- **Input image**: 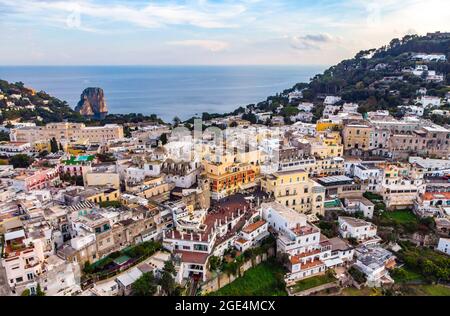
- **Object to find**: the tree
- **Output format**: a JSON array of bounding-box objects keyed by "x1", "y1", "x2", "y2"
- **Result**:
[
  {"x1": 38, "y1": 150, "x2": 49, "y2": 158},
  {"x1": 160, "y1": 133, "x2": 168, "y2": 145},
  {"x1": 163, "y1": 260, "x2": 176, "y2": 275},
  {"x1": 36, "y1": 284, "x2": 46, "y2": 296},
  {"x1": 208, "y1": 256, "x2": 221, "y2": 271},
  {"x1": 123, "y1": 126, "x2": 132, "y2": 138},
  {"x1": 21, "y1": 289, "x2": 31, "y2": 296},
  {"x1": 241, "y1": 112, "x2": 257, "y2": 124},
  {"x1": 59, "y1": 142, "x2": 64, "y2": 151},
  {"x1": 159, "y1": 260, "x2": 178, "y2": 296},
  {"x1": 0, "y1": 130, "x2": 10, "y2": 141},
  {"x1": 160, "y1": 270, "x2": 176, "y2": 296},
  {"x1": 9, "y1": 154, "x2": 34, "y2": 168},
  {"x1": 132, "y1": 272, "x2": 157, "y2": 296},
  {"x1": 50, "y1": 137, "x2": 58, "y2": 153},
  {"x1": 172, "y1": 116, "x2": 181, "y2": 127}
]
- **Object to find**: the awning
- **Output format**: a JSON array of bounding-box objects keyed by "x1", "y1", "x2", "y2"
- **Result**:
[
  {"x1": 4, "y1": 229, "x2": 25, "y2": 241},
  {"x1": 324, "y1": 258, "x2": 343, "y2": 268}
]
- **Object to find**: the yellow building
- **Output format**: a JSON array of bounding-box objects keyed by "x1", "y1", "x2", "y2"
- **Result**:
[
  {"x1": 310, "y1": 132, "x2": 343, "y2": 159},
  {"x1": 342, "y1": 124, "x2": 373, "y2": 152},
  {"x1": 127, "y1": 176, "x2": 174, "y2": 201},
  {"x1": 10, "y1": 122, "x2": 124, "y2": 144},
  {"x1": 67, "y1": 139, "x2": 90, "y2": 155},
  {"x1": 261, "y1": 169, "x2": 325, "y2": 216},
  {"x1": 84, "y1": 171, "x2": 120, "y2": 190},
  {"x1": 33, "y1": 141, "x2": 51, "y2": 153},
  {"x1": 86, "y1": 188, "x2": 120, "y2": 204},
  {"x1": 316, "y1": 119, "x2": 342, "y2": 132},
  {"x1": 203, "y1": 158, "x2": 259, "y2": 200}
]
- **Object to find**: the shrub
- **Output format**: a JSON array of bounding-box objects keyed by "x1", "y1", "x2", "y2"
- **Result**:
[{"x1": 349, "y1": 266, "x2": 366, "y2": 284}]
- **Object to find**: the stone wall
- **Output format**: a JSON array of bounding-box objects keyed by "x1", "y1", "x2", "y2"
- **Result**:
[{"x1": 200, "y1": 248, "x2": 274, "y2": 294}]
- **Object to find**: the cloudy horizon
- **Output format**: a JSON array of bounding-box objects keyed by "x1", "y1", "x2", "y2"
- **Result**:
[{"x1": 0, "y1": 0, "x2": 449, "y2": 66}]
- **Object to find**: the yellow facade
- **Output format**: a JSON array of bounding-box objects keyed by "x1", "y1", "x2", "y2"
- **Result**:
[
  {"x1": 11, "y1": 122, "x2": 124, "y2": 144},
  {"x1": 86, "y1": 188, "x2": 120, "y2": 204},
  {"x1": 84, "y1": 172, "x2": 121, "y2": 189},
  {"x1": 261, "y1": 169, "x2": 325, "y2": 215},
  {"x1": 204, "y1": 159, "x2": 259, "y2": 200},
  {"x1": 342, "y1": 124, "x2": 372, "y2": 151},
  {"x1": 33, "y1": 141, "x2": 51, "y2": 152},
  {"x1": 316, "y1": 120, "x2": 342, "y2": 132}
]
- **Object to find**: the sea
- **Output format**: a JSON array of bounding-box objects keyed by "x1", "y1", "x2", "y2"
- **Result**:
[{"x1": 0, "y1": 65, "x2": 325, "y2": 121}]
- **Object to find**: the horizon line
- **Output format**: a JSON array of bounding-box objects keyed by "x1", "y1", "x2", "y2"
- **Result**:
[{"x1": 0, "y1": 64, "x2": 328, "y2": 67}]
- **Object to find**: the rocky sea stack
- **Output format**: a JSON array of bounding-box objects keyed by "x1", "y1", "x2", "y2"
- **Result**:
[{"x1": 75, "y1": 87, "x2": 108, "y2": 119}]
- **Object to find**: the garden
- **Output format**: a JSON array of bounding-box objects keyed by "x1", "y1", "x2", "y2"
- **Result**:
[
  {"x1": 209, "y1": 260, "x2": 287, "y2": 296},
  {"x1": 289, "y1": 271, "x2": 336, "y2": 293},
  {"x1": 394, "y1": 241, "x2": 450, "y2": 283}
]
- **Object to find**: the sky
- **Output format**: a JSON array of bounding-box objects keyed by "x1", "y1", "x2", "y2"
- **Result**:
[{"x1": 0, "y1": 0, "x2": 449, "y2": 65}]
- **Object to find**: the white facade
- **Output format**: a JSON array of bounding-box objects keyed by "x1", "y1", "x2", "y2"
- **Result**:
[
  {"x1": 437, "y1": 238, "x2": 450, "y2": 256},
  {"x1": 338, "y1": 217, "x2": 378, "y2": 243},
  {"x1": 416, "y1": 96, "x2": 441, "y2": 108},
  {"x1": 324, "y1": 96, "x2": 342, "y2": 105}
]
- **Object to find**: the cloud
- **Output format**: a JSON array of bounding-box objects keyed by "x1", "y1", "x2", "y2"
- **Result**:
[
  {"x1": 167, "y1": 40, "x2": 230, "y2": 52},
  {"x1": 290, "y1": 33, "x2": 334, "y2": 50},
  {"x1": 0, "y1": 0, "x2": 248, "y2": 30}
]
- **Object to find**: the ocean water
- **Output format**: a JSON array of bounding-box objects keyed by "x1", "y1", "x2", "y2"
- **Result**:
[{"x1": 0, "y1": 65, "x2": 325, "y2": 121}]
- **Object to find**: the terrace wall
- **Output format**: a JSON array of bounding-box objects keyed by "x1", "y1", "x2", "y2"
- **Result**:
[{"x1": 200, "y1": 247, "x2": 275, "y2": 294}]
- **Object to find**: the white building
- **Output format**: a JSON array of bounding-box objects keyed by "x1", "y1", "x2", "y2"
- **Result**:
[
  {"x1": 413, "y1": 54, "x2": 447, "y2": 62},
  {"x1": 323, "y1": 104, "x2": 341, "y2": 116},
  {"x1": 261, "y1": 202, "x2": 343, "y2": 283},
  {"x1": 400, "y1": 105, "x2": 424, "y2": 117},
  {"x1": 297, "y1": 102, "x2": 314, "y2": 112},
  {"x1": 341, "y1": 103, "x2": 359, "y2": 114},
  {"x1": 352, "y1": 164, "x2": 381, "y2": 192},
  {"x1": 437, "y1": 238, "x2": 450, "y2": 256},
  {"x1": 0, "y1": 142, "x2": 32, "y2": 157},
  {"x1": 344, "y1": 197, "x2": 375, "y2": 219},
  {"x1": 324, "y1": 96, "x2": 342, "y2": 105},
  {"x1": 338, "y1": 216, "x2": 379, "y2": 244},
  {"x1": 354, "y1": 245, "x2": 396, "y2": 287},
  {"x1": 416, "y1": 96, "x2": 441, "y2": 108},
  {"x1": 234, "y1": 220, "x2": 269, "y2": 252}
]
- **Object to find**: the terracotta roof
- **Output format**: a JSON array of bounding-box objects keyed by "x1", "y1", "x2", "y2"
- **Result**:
[
  {"x1": 422, "y1": 192, "x2": 450, "y2": 201},
  {"x1": 175, "y1": 250, "x2": 209, "y2": 265},
  {"x1": 300, "y1": 259, "x2": 324, "y2": 270},
  {"x1": 235, "y1": 238, "x2": 249, "y2": 244},
  {"x1": 242, "y1": 220, "x2": 266, "y2": 234},
  {"x1": 290, "y1": 249, "x2": 322, "y2": 264}
]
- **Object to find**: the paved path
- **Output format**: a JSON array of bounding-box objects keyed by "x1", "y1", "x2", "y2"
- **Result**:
[{"x1": 0, "y1": 260, "x2": 12, "y2": 296}]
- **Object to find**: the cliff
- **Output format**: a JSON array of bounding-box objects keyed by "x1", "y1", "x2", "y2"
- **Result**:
[{"x1": 75, "y1": 87, "x2": 108, "y2": 119}]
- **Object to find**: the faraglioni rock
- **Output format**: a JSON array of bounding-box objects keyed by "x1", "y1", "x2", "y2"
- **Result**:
[{"x1": 75, "y1": 87, "x2": 108, "y2": 119}]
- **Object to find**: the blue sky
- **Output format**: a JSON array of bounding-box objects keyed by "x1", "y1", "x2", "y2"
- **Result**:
[{"x1": 0, "y1": 0, "x2": 448, "y2": 65}]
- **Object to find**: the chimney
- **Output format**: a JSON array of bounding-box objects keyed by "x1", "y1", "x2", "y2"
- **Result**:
[
  {"x1": 172, "y1": 231, "x2": 175, "y2": 239},
  {"x1": 190, "y1": 232, "x2": 193, "y2": 240}
]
